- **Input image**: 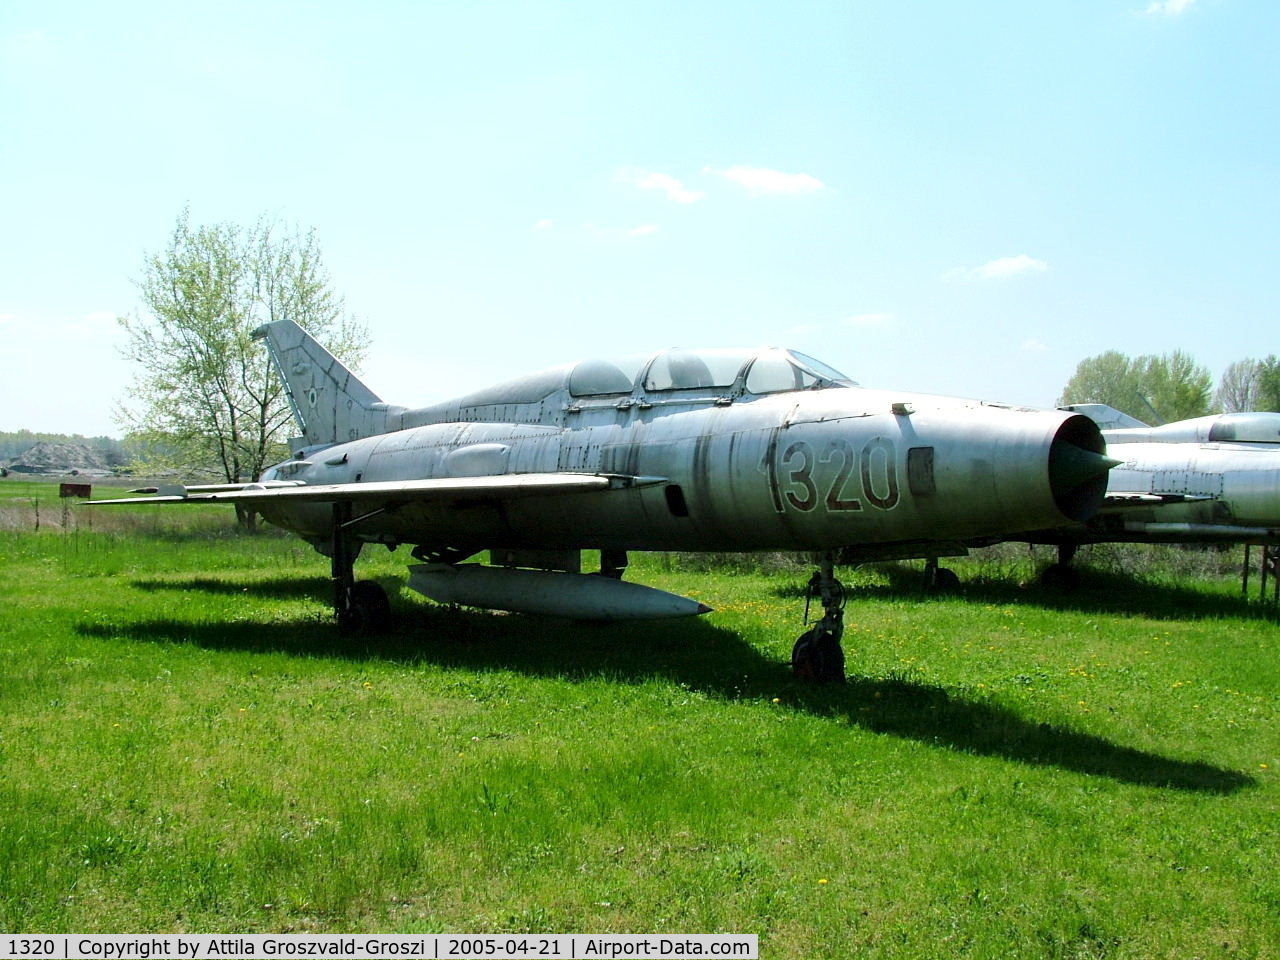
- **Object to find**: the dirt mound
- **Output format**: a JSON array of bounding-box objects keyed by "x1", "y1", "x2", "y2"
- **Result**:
[{"x1": 3, "y1": 441, "x2": 115, "y2": 477}]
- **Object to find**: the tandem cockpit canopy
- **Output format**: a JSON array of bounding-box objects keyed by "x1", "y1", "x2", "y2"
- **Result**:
[{"x1": 568, "y1": 347, "x2": 856, "y2": 398}]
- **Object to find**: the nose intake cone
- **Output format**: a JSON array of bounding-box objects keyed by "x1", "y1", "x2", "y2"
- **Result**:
[
  {"x1": 1048, "y1": 415, "x2": 1119, "y2": 521},
  {"x1": 1051, "y1": 443, "x2": 1122, "y2": 490}
]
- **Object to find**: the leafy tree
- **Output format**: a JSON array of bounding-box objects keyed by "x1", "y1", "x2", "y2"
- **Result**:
[
  {"x1": 1139, "y1": 350, "x2": 1212, "y2": 423},
  {"x1": 1255, "y1": 355, "x2": 1280, "y2": 412},
  {"x1": 1058, "y1": 350, "x2": 1211, "y2": 423},
  {"x1": 1215, "y1": 359, "x2": 1260, "y2": 413},
  {"x1": 118, "y1": 211, "x2": 367, "y2": 527},
  {"x1": 1057, "y1": 351, "x2": 1143, "y2": 415}
]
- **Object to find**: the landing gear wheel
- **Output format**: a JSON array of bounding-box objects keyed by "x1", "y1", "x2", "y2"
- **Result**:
[
  {"x1": 791, "y1": 553, "x2": 848, "y2": 684},
  {"x1": 1040, "y1": 563, "x2": 1080, "y2": 590},
  {"x1": 339, "y1": 580, "x2": 391, "y2": 634},
  {"x1": 927, "y1": 566, "x2": 960, "y2": 591},
  {"x1": 792, "y1": 626, "x2": 845, "y2": 684}
]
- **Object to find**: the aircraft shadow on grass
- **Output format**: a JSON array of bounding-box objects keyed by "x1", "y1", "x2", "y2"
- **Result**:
[
  {"x1": 806, "y1": 562, "x2": 1280, "y2": 624},
  {"x1": 131, "y1": 574, "x2": 328, "y2": 601},
  {"x1": 88, "y1": 574, "x2": 1253, "y2": 796}
]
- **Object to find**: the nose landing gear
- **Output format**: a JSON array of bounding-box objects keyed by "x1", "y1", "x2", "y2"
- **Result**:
[{"x1": 792, "y1": 552, "x2": 846, "y2": 683}]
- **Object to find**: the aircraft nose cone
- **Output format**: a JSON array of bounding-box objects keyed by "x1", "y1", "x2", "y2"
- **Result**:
[{"x1": 1051, "y1": 443, "x2": 1121, "y2": 490}]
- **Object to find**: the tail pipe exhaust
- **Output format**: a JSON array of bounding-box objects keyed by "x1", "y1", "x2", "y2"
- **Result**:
[{"x1": 1048, "y1": 414, "x2": 1120, "y2": 521}]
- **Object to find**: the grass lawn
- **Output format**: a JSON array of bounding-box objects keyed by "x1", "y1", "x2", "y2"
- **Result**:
[{"x1": 1, "y1": 481, "x2": 1277, "y2": 957}]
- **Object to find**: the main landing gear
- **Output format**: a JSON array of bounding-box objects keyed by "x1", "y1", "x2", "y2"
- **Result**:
[
  {"x1": 924, "y1": 557, "x2": 960, "y2": 591},
  {"x1": 792, "y1": 553, "x2": 846, "y2": 683},
  {"x1": 1039, "y1": 542, "x2": 1081, "y2": 589},
  {"x1": 330, "y1": 502, "x2": 390, "y2": 633}
]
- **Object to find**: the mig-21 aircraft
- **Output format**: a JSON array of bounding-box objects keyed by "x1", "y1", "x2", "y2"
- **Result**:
[
  {"x1": 91, "y1": 320, "x2": 1117, "y2": 681},
  {"x1": 1005, "y1": 403, "x2": 1280, "y2": 581}
]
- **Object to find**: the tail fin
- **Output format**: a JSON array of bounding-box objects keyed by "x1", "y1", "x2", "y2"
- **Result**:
[{"x1": 253, "y1": 320, "x2": 402, "y2": 449}]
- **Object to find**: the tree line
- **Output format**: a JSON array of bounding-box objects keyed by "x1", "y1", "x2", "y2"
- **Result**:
[{"x1": 1058, "y1": 351, "x2": 1280, "y2": 424}]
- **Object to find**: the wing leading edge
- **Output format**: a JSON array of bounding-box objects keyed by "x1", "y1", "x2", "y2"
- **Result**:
[{"x1": 87, "y1": 473, "x2": 666, "y2": 506}]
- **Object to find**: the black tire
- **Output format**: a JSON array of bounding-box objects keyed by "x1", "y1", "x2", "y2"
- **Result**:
[
  {"x1": 1040, "y1": 563, "x2": 1081, "y2": 590},
  {"x1": 340, "y1": 580, "x2": 392, "y2": 633},
  {"x1": 792, "y1": 627, "x2": 845, "y2": 683},
  {"x1": 928, "y1": 566, "x2": 960, "y2": 591}
]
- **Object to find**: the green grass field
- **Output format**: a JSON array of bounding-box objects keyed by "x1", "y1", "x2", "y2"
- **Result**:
[{"x1": 1, "y1": 481, "x2": 1277, "y2": 957}]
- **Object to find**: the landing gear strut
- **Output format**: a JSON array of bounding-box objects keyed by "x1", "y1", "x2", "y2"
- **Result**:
[
  {"x1": 600, "y1": 549, "x2": 628, "y2": 580},
  {"x1": 1040, "y1": 542, "x2": 1081, "y2": 589},
  {"x1": 792, "y1": 553, "x2": 846, "y2": 683},
  {"x1": 924, "y1": 557, "x2": 960, "y2": 591},
  {"x1": 331, "y1": 502, "x2": 390, "y2": 633}
]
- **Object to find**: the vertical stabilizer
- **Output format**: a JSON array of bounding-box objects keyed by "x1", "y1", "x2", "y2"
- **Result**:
[{"x1": 252, "y1": 320, "x2": 402, "y2": 448}]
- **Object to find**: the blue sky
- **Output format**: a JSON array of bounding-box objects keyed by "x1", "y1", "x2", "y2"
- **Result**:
[{"x1": 2, "y1": 0, "x2": 1275, "y2": 435}]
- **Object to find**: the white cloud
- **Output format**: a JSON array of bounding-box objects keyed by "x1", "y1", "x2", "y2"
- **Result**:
[
  {"x1": 943, "y1": 254, "x2": 1049, "y2": 282},
  {"x1": 843, "y1": 312, "x2": 895, "y2": 328},
  {"x1": 1021, "y1": 337, "x2": 1049, "y2": 353},
  {"x1": 1144, "y1": 0, "x2": 1195, "y2": 15},
  {"x1": 533, "y1": 218, "x2": 554, "y2": 231},
  {"x1": 617, "y1": 169, "x2": 704, "y2": 204},
  {"x1": 708, "y1": 165, "x2": 825, "y2": 196}
]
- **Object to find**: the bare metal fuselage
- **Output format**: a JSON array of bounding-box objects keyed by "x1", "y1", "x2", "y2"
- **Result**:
[
  {"x1": 1081, "y1": 440, "x2": 1280, "y2": 543},
  {"x1": 258, "y1": 384, "x2": 1102, "y2": 559}
]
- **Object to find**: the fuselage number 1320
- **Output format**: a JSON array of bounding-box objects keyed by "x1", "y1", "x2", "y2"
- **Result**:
[{"x1": 769, "y1": 437, "x2": 900, "y2": 514}]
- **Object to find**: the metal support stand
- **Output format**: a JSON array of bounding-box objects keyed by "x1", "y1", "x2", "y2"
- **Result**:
[
  {"x1": 1240, "y1": 543, "x2": 1279, "y2": 606},
  {"x1": 1263, "y1": 545, "x2": 1280, "y2": 605},
  {"x1": 792, "y1": 552, "x2": 846, "y2": 683}
]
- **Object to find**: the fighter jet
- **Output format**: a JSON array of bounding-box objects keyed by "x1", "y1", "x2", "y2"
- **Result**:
[
  {"x1": 1015, "y1": 403, "x2": 1280, "y2": 579},
  {"x1": 91, "y1": 320, "x2": 1116, "y2": 681}
]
